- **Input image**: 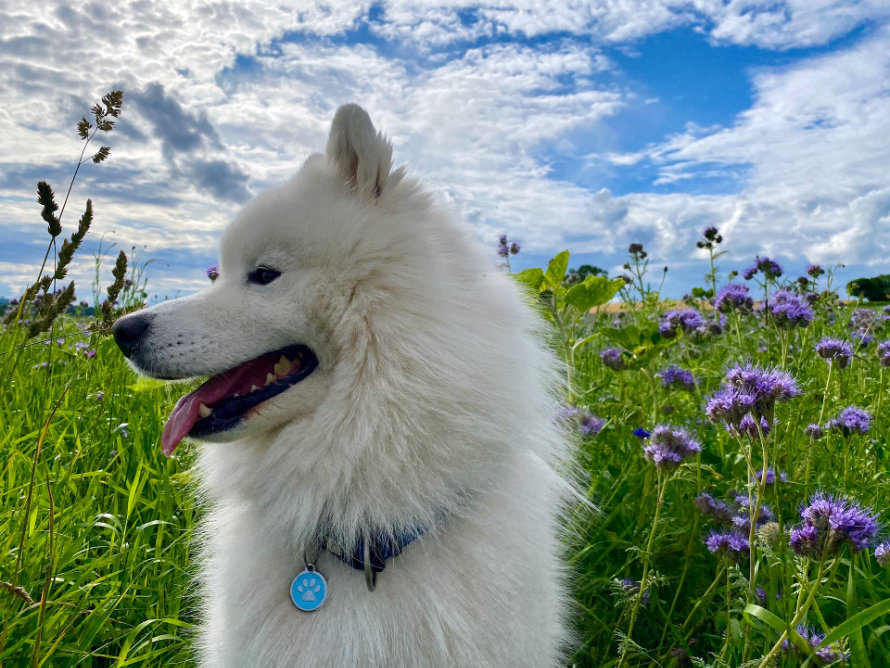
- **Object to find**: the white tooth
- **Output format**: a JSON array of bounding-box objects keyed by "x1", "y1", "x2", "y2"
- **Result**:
[
  {"x1": 198, "y1": 403, "x2": 212, "y2": 418},
  {"x1": 273, "y1": 362, "x2": 284, "y2": 376},
  {"x1": 265, "y1": 373, "x2": 275, "y2": 386},
  {"x1": 277, "y1": 355, "x2": 293, "y2": 374},
  {"x1": 250, "y1": 385, "x2": 259, "y2": 393}
]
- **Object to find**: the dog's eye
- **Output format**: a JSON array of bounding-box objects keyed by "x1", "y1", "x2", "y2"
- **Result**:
[{"x1": 247, "y1": 266, "x2": 281, "y2": 285}]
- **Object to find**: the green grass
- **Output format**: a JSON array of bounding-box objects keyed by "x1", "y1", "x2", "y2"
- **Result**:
[
  {"x1": 0, "y1": 323, "x2": 196, "y2": 665},
  {"x1": 2, "y1": 278, "x2": 890, "y2": 666}
]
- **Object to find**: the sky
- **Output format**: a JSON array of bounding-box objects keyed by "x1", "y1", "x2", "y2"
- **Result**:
[{"x1": 1, "y1": 1, "x2": 890, "y2": 301}]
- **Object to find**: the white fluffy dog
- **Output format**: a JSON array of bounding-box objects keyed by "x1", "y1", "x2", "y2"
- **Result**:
[{"x1": 113, "y1": 104, "x2": 571, "y2": 666}]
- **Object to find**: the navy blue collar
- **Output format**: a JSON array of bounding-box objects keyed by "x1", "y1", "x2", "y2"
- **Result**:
[{"x1": 317, "y1": 526, "x2": 425, "y2": 574}]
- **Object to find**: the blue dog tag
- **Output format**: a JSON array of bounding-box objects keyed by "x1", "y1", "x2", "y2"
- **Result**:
[{"x1": 290, "y1": 567, "x2": 327, "y2": 612}]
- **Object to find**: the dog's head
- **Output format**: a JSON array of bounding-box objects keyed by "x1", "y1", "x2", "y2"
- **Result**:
[{"x1": 113, "y1": 105, "x2": 422, "y2": 455}]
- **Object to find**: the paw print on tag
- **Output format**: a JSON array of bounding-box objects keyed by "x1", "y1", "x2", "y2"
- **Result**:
[
  {"x1": 298, "y1": 576, "x2": 321, "y2": 602},
  {"x1": 290, "y1": 569, "x2": 327, "y2": 612}
]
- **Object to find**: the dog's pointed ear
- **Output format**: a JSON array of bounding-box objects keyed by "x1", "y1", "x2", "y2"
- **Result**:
[{"x1": 326, "y1": 104, "x2": 393, "y2": 200}]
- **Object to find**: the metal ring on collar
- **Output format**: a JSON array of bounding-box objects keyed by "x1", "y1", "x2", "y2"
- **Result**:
[{"x1": 363, "y1": 539, "x2": 377, "y2": 592}]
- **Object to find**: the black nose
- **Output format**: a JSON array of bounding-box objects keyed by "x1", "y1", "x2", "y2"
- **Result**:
[{"x1": 113, "y1": 314, "x2": 150, "y2": 357}]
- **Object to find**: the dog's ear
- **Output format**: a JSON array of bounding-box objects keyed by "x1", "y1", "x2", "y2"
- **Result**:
[{"x1": 326, "y1": 104, "x2": 393, "y2": 200}]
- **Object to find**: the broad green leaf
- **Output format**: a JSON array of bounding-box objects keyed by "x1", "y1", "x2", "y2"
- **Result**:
[
  {"x1": 513, "y1": 267, "x2": 545, "y2": 293},
  {"x1": 564, "y1": 276, "x2": 624, "y2": 311},
  {"x1": 742, "y1": 604, "x2": 814, "y2": 658},
  {"x1": 816, "y1": 598, "x2": 890, "y2": 651},
  {"x1": 544, "y1": 250, "x2": 570, "y2": 290},
  {"x1": 845, "y1": 559, "x2": 870, "y2": 667}
]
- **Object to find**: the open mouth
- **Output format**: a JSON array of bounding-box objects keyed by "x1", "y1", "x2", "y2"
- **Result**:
[{"x1": 161, "y1": 344, "x2": 318, "y2": 456}]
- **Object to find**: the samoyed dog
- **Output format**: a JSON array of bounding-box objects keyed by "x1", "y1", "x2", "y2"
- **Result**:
[{"x1": 113, "y1": 104, "x2": 571, "y2": 666}]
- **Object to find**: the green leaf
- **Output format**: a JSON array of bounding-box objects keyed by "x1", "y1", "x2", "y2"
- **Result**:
[
  {"x1": 742, "y1": 604, "x2": 814, "y2": 657},
  {"x1": 512, "y1": 267, "x2": 545, "y2": 293},
  {"x1": 565, "y1": 276, "x2": 624, "y2": 312},
  {"x1": 845, "y1": 559, "x2": 870, "y2": 667},
  {"x1": 816, "y1": 597, "x2": 890, "y2": 652},
  {"x1": 544, "y1": 250, "x2": 570, "y2": 290}
]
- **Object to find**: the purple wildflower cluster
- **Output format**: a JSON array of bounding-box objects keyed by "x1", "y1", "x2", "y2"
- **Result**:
[
  {"x1": 657, "y1": 365, "x2": 695, "y2": 391},
  {"x1": 206, "y1": 264, "x2": 220, "y2": 281},
  {"x1": 705, "y1": 531, "x2": 750, "y2": 563},
  {"x1": 789, "y1": 492, "x2": 879, "y2": 557},
  {"x1": 754, "y1": 467, "x2": 788, "y2": 485},
  {"x1": 743, "y1": 256, "x2": 783, "y2": 281},
  {"x1": 600, "y1": 347, "x2": 626, "y2": 370},
  {"x1": 764, "y1": 289, "x2": 813, "y2": 328},
  {"x1": 814, "y1": 337, "x2": 853, "y2": 368},
  {"x1": 705, "y1": 364, "x2": 800, "y2": 431},
  {"x1": 875, "y1": 541, "x2": 890, "y2": 567},
  {"x1": 805, "y1": 423, "x2": 824, "y2": 439},
  {"x1": 696, "y1": 490, "x2": 773, "y2": 528},
  {"x1": 658, "y1": 309, "x2": 705, "y2": 338},
  {"x1": 826, "y1": 405, "x2": 871, "y2": 436},
  {"x1": 713, "y1": 283, "x2": 753, "y2": 314},
  {"x1": 878, "y1": 341, "x2": 890, "y2": 367},
  {"x1": 781, "y1": 625, "x2": 848, "y2": 664},
  {"x1": 496, "y1": 234, "x2": 520, "y2": 257},
  {"x1": 557, "y1": 406, "x2": 605, "y2": 437},
  {"x1": 642, "y1": 425, "x2": 700, "y2": 469},
  {"x1": 848, "y1": 308, "x2": 880, "y2": 348}
]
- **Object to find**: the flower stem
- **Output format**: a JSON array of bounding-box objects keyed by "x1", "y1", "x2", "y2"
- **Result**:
[{"x1": 617, "y1": 471, "x2": 667, "y2": 667}]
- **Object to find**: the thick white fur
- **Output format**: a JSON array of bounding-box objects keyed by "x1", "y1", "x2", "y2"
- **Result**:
[{"x1": 126, "y1": 104, "x2": 572, "y2": 666}]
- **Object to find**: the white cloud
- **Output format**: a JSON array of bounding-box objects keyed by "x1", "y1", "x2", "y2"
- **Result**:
[{"x1": 1, "y1": 1, "x2": 889, "y2": 298}]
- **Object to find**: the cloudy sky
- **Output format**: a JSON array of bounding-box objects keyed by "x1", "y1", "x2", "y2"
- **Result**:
[{"x1": 2, "y1": 1, "x2": 889, "y2": 300}]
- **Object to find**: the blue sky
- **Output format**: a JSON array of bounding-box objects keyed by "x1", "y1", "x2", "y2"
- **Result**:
[{"x1": 1, "y1": 1, "x2": 890, "y2": 300}]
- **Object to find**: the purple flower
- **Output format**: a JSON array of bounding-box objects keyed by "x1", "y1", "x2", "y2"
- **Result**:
[
  {"x1": 755, "y1": 586, "x2": 766, "y2": 603},
  {"x1": 705, "y1": 531, "x2": 750, "y2": 563},
  {"x1": 782, "y1": 625, "x2": 848, "y2": 663},
  {"x1": 642, "y1": 425, "x2": 701, "y2": 468},
  {"x1": 600, "y1": 347, "x2": 626, "y2": 370},
  {"x1": 766, "y1": 289, "x2": 813, "y2": 328},
  {"x1": 853, "y1": 330, "x2": 872, "y2": 348},
  {"x1": 578, "y1": 411, "x2": 604, "y2": 436},
  {"x1": 694, "y1": 492, "x2": 733, "y2": 525},
  {"x1": 555, "y1": 406, "x2": 580, "y2": 421},
  {"x1": 878, "y1": 341, "x2": 890, "y2": 367},
  {"x1": 754, "y1": 468, "x2": 788, "y2": 485},
  {"x1": 95, "y1": 391, "x2": 104, "y2": 401},
  {"x1": 815, "y1": 337, "x2": 853, "y2": 368},
  {"x1": 790, "y1": 492, "x2": 879, "y2": 556},
  {"x1": 827, "y1": 406, "x2": 871, "y2": 436},
  {"x1": 703, "y1": 226, "x2": 719, "y2": 241},
  {"x1": 805, "y1": 423, "x2": 824, "y2": 439},
  {"x1": 745, "y1": 256, "x2": 783, "y2": 281},
  {"x1": 789, "y1": 524, "x2": 821, "y2": 557},
  {"x1": 659, "y1": 309, "x2": 705, "y2": 338},
  {"x1": 206, "y1": 264, "x2": 220, "y2": 281},
  {"x1": 632, "y1": 427, "x2": 651, "y2": 439},
  {"x1": 84, "y1": 349, "x2": 96, "y2": 359},
  {"x1": 807, "y1": 264, "x2": 825, "y2": 278},
  {"x1": 731, "y1": 414, "x2": 771, "y2": 439},
  {"x1": 849, "y1": 308, "x2": 876, "y2": 332},
  {"x1": 657, "y1": 365, "x2": 696, "y2": 391},
  {"x1": 509, "y1": 242, "x2": 520, "y2": 255},
  {"x1": 705, "y1": 364, "x2": 800, "y2": 428},
  {"x1": 875, "y1": 541, "x2": 890, "y2": 567},
  {"x1": 714, "y1": 283, "x2": 753, "y2": 314}
]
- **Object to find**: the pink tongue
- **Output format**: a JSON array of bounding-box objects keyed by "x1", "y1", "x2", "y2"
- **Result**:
[{"x1": 161, "y1": 354, "x2": 280, "y2": 456}]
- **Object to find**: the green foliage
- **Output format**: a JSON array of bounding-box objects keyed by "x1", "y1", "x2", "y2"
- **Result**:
[
  {"x1": 847, "y1": 274, "x2": 890, "y2": 302},
  {"x1": 0, "y1": 319, "x2": 196, "y2": 665}
]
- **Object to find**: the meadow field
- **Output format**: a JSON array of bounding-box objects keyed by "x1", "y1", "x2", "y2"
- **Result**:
[{"x1": 2, "y1": 230, "x2": 890, "y2": 666}]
